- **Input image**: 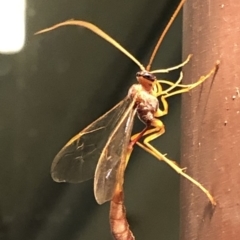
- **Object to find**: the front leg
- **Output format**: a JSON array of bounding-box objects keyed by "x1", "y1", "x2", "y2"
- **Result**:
[{"x1": 164, "y1": 63, "x2": 219, "y2": 99}]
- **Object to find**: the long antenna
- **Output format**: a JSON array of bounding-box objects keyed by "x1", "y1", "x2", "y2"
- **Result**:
[
  {"x1": 146, "y1": 0, "x2": 187, "y2": 71},
  {"x1": 35, "y1": 20, "x2": 145, "y2": 71}
]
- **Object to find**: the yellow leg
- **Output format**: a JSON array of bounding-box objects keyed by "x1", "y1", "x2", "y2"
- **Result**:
[
  {"x1": 163, "y1": 63, "x2": 219, "y2": 99},
  {"x1": 150, "y1": 54, "x2": 192, "y2": 74},
  {"x1": 136, "y1": 119, "x2": 216, "y2": 206},
  {"x1": 129, "y1": 120, "x2": 166, "y2": 164},
  {"x1": 154, "y1": 62, "x2": 219, "y2": 107},
  {"x1": 159, "y1": 71, "x2": 183, "y2": 96}
]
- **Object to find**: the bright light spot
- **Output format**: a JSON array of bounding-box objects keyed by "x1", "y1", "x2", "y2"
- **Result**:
[{"x1": 0, "y1": 0, "x2": 26, "y2": 54}]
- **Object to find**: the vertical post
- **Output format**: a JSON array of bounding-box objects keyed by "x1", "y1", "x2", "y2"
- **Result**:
[{"x1": 181, "y1": 0, "x2": 240, "y2": 239}]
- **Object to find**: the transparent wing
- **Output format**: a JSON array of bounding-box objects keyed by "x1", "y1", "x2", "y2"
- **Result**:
[
  {"x1": 51, "y1": 97, "x2": 135, "y2": 183},
  {"x1": 94, "y1": 103, "x2": 136, "y2": 204}
]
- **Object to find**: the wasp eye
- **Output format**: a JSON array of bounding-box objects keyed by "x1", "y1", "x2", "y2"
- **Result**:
[
  {"x1": 136, "y1": 71, "x2": 156, "y2": 82},
  {"x1": 144, "y1": 73, "x2": 156, "y2": 81},
  {"x1": 136, "y1": 72, "x2": 141, "y2": 77}
]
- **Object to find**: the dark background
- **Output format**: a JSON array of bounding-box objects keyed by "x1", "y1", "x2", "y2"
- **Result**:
[{"x1": 0, "y1": 0, "x2": 183, "y2": 239}]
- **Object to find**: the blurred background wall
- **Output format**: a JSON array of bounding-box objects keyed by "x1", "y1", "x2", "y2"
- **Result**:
[{"x1": 0, "y1": 0, "x2": 183, "y2": 239}]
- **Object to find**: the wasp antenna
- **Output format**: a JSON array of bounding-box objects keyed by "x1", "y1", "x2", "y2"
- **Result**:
[
  {"x1": 146, "y1": 0, "x2": 187, "y2": 71},
  {"x1": 35, "y1": 20, "x2": 145, "y2": 71}
]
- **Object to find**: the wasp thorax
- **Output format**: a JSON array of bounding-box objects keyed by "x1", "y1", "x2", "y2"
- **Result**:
[{"x1": 136, "y1": 71, "x2": 156, "y2": 91}]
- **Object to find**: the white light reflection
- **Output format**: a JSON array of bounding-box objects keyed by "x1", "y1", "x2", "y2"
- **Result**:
[{"x1": 0, "y1": 0, "x2": 26, "y2": 54}]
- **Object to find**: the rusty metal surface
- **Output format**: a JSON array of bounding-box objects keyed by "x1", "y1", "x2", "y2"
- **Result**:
[{"x1": 181, "y1": 0, "x2": 240, "y2": 239}]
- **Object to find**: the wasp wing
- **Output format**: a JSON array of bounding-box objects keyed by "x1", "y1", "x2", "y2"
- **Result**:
[
  {"x1": 51, "y1": 97, "x2": 135, "y2": 183},
  {"x1": 94, "y1": 101, "x2": 136, "y2": 204}
]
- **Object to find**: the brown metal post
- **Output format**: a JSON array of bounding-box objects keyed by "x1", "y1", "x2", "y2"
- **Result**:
[{"x1": 181, "y1": 1, "x2": 240, "y2": 239}]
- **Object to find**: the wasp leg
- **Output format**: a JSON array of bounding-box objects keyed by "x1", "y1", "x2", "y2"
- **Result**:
[
  {"x1": 136, "y1": 118, "x2": 216, "y2": 205},
  {"x1": 163, "y1": 63, "x2": 219, "y2": 98},
  {"x1": 151, "y1": 54, "x2": 192, "y2": 74},
  {"x1": 159, "y1": 71, "x2": 183, "y2": 95}
]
